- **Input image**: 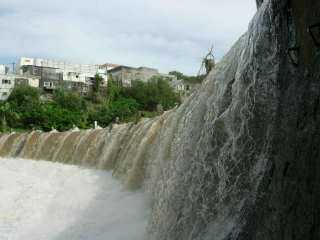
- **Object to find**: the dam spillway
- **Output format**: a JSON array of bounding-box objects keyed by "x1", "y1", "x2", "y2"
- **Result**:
[
  {"x1": 0, "y1": 114, "x2": 171, "y2": 190},
  {"x1": 0, "y1": 0, "x2": 319, "y2": 239}
]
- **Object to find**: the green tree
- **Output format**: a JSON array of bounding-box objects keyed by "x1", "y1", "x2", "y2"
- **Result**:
[
  {"x1": 40, "y1": 103, "x2": 85, "y2": 131},
  {"x1": 106, "y1": 75, "x2": 122, "y2": 104},
  {"x1": 90, "y1": 74, "x2": 104, "y2": 103},
  {"x1": 53, "y1": 88, "x2": 87, "y2": 112},
  {"x1": 8, "y1": 85, "x2": 40, "y2": 107},
  {"x1": 123, "y1": 77, "x2": 180, "y2": 111},
  {"x1": 6, "y1": 85, "x2": 41, "y2": 129},
  {"x1": 88, "y1": 98, "x2": 140, "y2": 127},
  {"x1": 92, "y1": 74, "x2": 103, "y2": 93},
  {"x1": 0, "y1": 102, "x2": 11, "y2": 131},
  {"x1": 108, "y1": 98, "x2": 140, "y2": 122},
  {"x1": 168, "y1": 71, "x2": 184, "y2": 80}
]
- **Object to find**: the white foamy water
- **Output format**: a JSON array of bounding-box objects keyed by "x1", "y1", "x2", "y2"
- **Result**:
[{"x1": 0, "y1": 158, "x2": 148, "y2": 240}]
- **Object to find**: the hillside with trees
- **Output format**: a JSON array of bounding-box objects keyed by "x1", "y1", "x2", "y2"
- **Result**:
[{"x1": 0, "y1": 76, "x2": 180, "y2": 132}]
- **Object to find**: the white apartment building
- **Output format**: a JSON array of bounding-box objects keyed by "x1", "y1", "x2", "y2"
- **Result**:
[
  {"x1": 0, "y1": 65, "x2": 9, "y2": 75},
  {"x1": 14, "y1": 76, "x2": 40, "y2": 88},
  {"x1": 18, "y1": 57, "x2": 107, "y2": 84},
  {"x1": 0, "y1": 65, "x2": 15, "y2": 100}
]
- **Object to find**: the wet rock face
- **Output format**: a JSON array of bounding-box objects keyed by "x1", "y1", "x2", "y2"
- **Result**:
[
  {"x1": 251, "y1": 0, "x2": 320, "y2": 239},
  {"x1": 147, "y1": 0, "x2": 320, "y2": 239}
]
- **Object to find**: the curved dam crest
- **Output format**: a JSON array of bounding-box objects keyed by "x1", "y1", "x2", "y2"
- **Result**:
[
  {"x1": 0, "y1": 115, "x2": 170, "y2": 189},
  {"x1": 0, "y1": 0, "x2": 319, "y2": 239}
]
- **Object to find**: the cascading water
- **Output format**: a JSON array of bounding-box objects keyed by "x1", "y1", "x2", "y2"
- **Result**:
[{"x1": 0, "y1": 0, "x2": 319, "y2": 239}]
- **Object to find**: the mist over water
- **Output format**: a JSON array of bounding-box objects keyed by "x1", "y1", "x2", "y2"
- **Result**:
[{"x1": 0, "y1": 158, "x2": 148, "y2": 240}]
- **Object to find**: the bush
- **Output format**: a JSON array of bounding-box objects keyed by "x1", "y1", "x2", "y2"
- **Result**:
[
  {"x1": 88, "y1": 98, "x2": 140, "y2": 127},
  {"x1": 8, "y1": 85, "x2": 40, "y2": 109},
  {"x1": 122, "y1": 77, "x2": 180, "y2": 111},
  {"x1": 40, "y1": 103, "x2": 86, "y2": 131},
  {"x1": 6, "y1": 85, "x2": 42, "y2": 129},
  {"x1": 53, "y1": 89, "x2": 87, "y2": 112},
  {"x1": 108, "y1": 98, "x2": 140, "y2": 122}
]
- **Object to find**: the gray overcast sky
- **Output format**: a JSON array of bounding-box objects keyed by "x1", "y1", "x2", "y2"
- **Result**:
[{"x1": 0, "y1": 0, "x2": 256, "y2": 75}]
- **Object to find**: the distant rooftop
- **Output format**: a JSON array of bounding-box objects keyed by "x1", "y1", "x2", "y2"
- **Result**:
[
  {"x1": 99, "y1": 63, "x2": 120, "y2": 69},
  {"x1": 108, "y1": 65, "x2": 158, "y2": 73}
]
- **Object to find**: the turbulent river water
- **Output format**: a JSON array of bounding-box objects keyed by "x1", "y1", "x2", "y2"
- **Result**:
[
  {"x1": 0, "y1": 0, "x2": 319, "y2": 239},
  {"x1": 0, "y1": 158, "x2": 148, "y2": 240}
]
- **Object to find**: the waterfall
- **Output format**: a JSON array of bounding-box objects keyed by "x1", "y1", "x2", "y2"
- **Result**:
[
  {"x1": 0, "y1": 0, "x2": 319, "y2": 239},
  {"x1": 0, "y1": 114, "x2": 172, "y2": 190}
]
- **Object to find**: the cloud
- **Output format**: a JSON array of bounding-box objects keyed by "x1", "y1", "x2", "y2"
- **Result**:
[{"x1": 0, "y1": 0, "x2": 256, "y2": 74}]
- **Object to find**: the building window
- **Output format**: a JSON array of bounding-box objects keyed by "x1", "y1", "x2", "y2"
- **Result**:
[
  {"x1": 33, "y1": 68, "x2": 39, "y2": 75},
  {"x1": 44, "y1": 82, "x2": 52, "y2": 87},
  {"x1": 2, "y1": 79, "x2": 11, "y2": 84}
]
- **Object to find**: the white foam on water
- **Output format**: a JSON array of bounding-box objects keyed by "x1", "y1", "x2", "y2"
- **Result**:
[{"x1": 0, "y1": 158, "x2": 149, "y2": 240}]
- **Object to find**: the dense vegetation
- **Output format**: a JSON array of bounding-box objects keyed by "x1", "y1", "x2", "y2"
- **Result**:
[{"x1": 0, "y1": 76, "x2": 180, "y2": 132}]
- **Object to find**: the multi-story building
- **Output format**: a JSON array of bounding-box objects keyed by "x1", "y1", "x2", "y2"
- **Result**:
[
  {"x1": 20, "y1": 64, "x2": 62, "y2": 91},
  {"x1": 0, "y1": 65, "x2": 15, "y2": 100},
  {"x1": 14, "y1": 76, "x2": 40, "y2": 88},
  {"x1": 1, "y1": 57, "x2": 179, "y2": 99},
  {"x1": 0, "y1": 65, "x2": 9, "y2": 75},
  {"x1": 17, "y1": 57, "x2": 108, "y2": 93}
]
